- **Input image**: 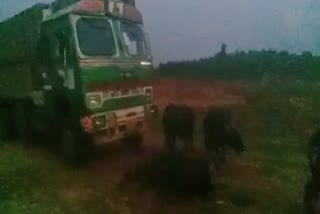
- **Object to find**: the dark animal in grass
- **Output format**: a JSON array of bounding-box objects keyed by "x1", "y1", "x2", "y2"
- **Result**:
[
  {"x1": 162, "y1": 104, "x2": 195, "y2": 153},
  {"x1": 304, "y1": 128, "x2": 320, "y2": 214},
  {"x1": 304, "y1": 177, "x2": 320, "y2": 214},
  {"x1": 167, "y1": 154, "x2": 214, "y2": 198},
  {"x1": 203, "y1": 107, "x2": 245, "y2": 171},
  {"x1": 133, "y1": 152, "x2": 214, "y2": 198},
  {"x1": 308, "y1": 129, "x2": 320, "y2": 177}
]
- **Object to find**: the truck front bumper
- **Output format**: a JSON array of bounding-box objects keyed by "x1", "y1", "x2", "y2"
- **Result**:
[
  {"x1": 83, "y1": 104, "x2": 158, "y2": 145},
  {"x1": 94, "y1": 118, "x2": 145, "y2": 145}
]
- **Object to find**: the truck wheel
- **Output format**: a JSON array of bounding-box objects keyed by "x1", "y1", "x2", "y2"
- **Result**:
[
  {"x1": 122, "y1": 133, "x2": 143, "y2": 151},
  {"x1": 24, "y1": 123, "x2": 40, "y2": 146},
  {"x1": 13, "y1": 101, "x2": 29, "y2": 140},
  {"x1": 23, "y1": 101, "x2": 42, "y2": 146},
  {"x1": 0, "y1": 102, "x2": 20, "y2": 142},
  {"x1": 0, "y1": 107, "x2": 10, "y2": 141},
  {"x1": 61, "y1": 126, "x2": 93, "y2": 167},
  {"x1": 61, "y1": 127, "x2": 78, "y2": 166}
]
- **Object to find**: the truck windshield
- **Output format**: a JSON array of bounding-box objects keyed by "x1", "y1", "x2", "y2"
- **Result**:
[
  {"x1": 121, "y1": 21, "x2": 148, "y2": 56},
  {"x1": 76, "y1": 18, "x2": 116, "y2": 56}
]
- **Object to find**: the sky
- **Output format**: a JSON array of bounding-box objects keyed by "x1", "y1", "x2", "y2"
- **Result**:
[{"x1": 1, "y1": 0, "x2": 320, "y2": 65}]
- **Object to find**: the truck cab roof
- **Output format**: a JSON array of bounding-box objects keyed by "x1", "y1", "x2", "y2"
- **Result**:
[{"x1": 43, "y1": 0, "x2": 142, "y2": 24}]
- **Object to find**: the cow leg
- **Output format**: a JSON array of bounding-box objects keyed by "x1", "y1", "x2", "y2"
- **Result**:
[
  {"x1": 221, "y1": 146, "x2": 227, "y2": 165},
  {"x1": 165, "y1": 134, "x2": 176, "y2": 153},
  {"x1": 204, "y1": 139, "x2": 214, "y2": 171},
  {"x1": 207, "y1": 150, "x2": 217, "y2": 178},
  {"x1": 216, "y1": 146, "x2": 226, "y2": 171},
  {"x1": 209, "y1": 146, "x2": 219, "y2": 173},
  {"x1": 183, "y1": 136, "x2": 194, "y2": 154},
  {"x1": 189, "y1": 136, "x2": 195, "y2": 152},
  {"x1": 204, "y1": 137, "x2": 216, "y2": 172},
  {"x1": 170, "y1": 135, "x2": 176, "y2": 152},
  {"x1": 165, "y1": 134, "x2": 171, "y2": 151}
]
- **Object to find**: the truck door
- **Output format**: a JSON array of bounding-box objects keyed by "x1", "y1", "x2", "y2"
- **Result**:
[
  {"x1": 51, "y1": 30, "x2": 76, "y2": 93},
  {"x1": 31, "y1": 35, "x2": 52, "y2": 107},
  {"x1": 38, "y1": 31, "x2": 67, "y2": 114},
  {"x1": 32, "y1": 30, "x2": 73, "y2": 114},
  {"x1": 49, "y1": 30, "x2": 77, "y2": 121},
  {"x1": 30, "y1": 27, "x2": 77, "y2": 130}
]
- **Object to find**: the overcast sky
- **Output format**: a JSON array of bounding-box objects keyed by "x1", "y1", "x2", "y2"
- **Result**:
[{"x1": 1, "y1": 0, "x2": 320, "y2": 64}]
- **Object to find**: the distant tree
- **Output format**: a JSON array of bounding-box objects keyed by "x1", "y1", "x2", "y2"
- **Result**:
[
  {"x1": 279, "y1": 51, "x2": 289, "y2": 57},
  {"x1": 302, "y1": 51, "x2": 313, "y2": 59},
  {"x1": 214, "y1": 43, "x2": 228, "y2": 59},
  {"x1": 221, "y1": 43, "x2": 227, "y2": 56},
  {"x1": 158, "y1": 47, "x2": 317, "y2": 81}
]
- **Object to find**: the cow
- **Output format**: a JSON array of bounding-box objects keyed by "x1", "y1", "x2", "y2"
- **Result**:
[
  {"x1": 203, "y1": 107, "x2": 245, "y2": 172},
  {"x1": 304, "y1": 128, "x2": 320, "y2": 214},
  {"x1": 162, "y1": 104, "x2": 195, "y2": 153},
  {"x1": 308, "y1": 129, "x2": 320, "y2": 177},
  {"x1": 304, "y1": 177, "x2": 320, "y2": 214},
  {"x1": 127, "y1": 152, "x2": 214, "y2": 198},
  {"x1": 166, "y1": 154, "x2": 214, "y2": 198}
]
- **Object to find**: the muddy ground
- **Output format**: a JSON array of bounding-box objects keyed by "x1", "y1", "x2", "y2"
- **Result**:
[{"x1": 0, "y1": 78, "x2": 308, "y2": 214}]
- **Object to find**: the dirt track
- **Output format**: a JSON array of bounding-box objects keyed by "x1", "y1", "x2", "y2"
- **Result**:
[
  {"x1": 153, "y1": 78, "x2": 247, "y2": 114},
  {"x1": 86, "y1": 78, "x2": 253, "y2": 213},
  {"x1": 0, "y1": 78, "x2": 259, "y2": 214}
]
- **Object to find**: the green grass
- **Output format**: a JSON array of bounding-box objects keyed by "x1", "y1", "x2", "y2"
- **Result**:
[
  {"x1": 0, "y1": 145, "x2": 120, "y2": 214},
  {"x1": 0, "y1": 81, "x2": 318, "y2": 213}
]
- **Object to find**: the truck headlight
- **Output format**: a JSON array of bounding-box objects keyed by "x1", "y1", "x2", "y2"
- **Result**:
[
  {"x1": 144, "y1": 87, "x2": 153, "y2": 100},
  {"x1": 86, "y1": 93, "x2": 103, "y2": 109},
  {"x1": 150, "y1": 104, "x2": 158, "y2": 114},
  {"x1": 141, "y1": 61, "x2": 152, "y2": 66},
  {"x1": 92, "y1": 115, "x2": 107, "y2": 130}
]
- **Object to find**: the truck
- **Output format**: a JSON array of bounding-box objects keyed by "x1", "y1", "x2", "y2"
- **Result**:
[{"x1": 0, "y1": 0, "x2": 158, "y2": 165}]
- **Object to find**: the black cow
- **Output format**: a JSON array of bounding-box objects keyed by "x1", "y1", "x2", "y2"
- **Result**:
[
  {"x1": 308, "y1": 129, "x2": 320, "y2": 177},
  {"x1": 167, "y1": 154, "x2": 214, "y2": 198},
  {"x1": 162, "y1": 104, "x2": 195, "y2": 153},
  {"x1": 203, "y1": 107, "x2": 245, "y2": 171},
  {"x1": 304, "y1": 177, "x2": 320, "y2": 214},
  {"x1": 129, "y1": 153, "x2": 214, "y2": 198},
  {"x1": 304, "y1": 128, "x2": 320, "y2": 214}
]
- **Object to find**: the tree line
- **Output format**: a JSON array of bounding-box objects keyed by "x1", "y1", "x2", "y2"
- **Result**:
[{"x1": 158, "y1": 44, "x2": 320, "y2": 82}]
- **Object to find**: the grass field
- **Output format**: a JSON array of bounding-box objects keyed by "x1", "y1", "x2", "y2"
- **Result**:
[{"x1": 0, "y1": 79, "x2": 318, "y2": 214}]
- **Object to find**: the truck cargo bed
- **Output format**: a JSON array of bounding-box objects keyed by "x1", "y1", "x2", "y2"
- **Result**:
[{"x1": 0, "y1": 4, "x2": 47, "y2": 65}]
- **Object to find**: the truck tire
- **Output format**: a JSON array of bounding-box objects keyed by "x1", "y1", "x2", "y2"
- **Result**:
[
  {"x1": 0, "y1": 100, "x2": 19, "y2": 142},
  {"x1": 23, "y1": 100, "x2": 43, "y2": 146},
  {"x1": 12, "y1": 101, "x2": 28, "y2": 140},
  {"x1": 7, "y1": 105, "x2": 17, "y2": 141},
  {"x1": 61, "y1": 125, "x2": 93, "y2": 167},
  {"x1": 24, "y1": 123, "x2": 39, "y2": 146},
  {"x1": 61, "y1": 126, "x2": 77, "y2": 165},
  {"x1": 0, "y1": 107, "x2": 10, "y2": 141}
]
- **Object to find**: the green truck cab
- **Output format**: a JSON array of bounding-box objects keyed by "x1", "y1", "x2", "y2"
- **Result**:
[{"x1": 0, "y1": 0, "x2": 157, "y2": 164}]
